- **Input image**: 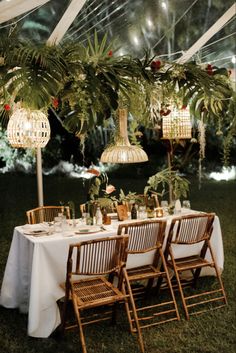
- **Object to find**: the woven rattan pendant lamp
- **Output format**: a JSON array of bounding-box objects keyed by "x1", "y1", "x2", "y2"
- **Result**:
[
  {"x1": 7, "y1": 108, "x2": 50, "y2": 148},
  {"x1": 162, "y1": 106, "x2": 192, "y2": 140},
  {"x1": 100, "y1": 108, "x2": 148, "y2": 163}
]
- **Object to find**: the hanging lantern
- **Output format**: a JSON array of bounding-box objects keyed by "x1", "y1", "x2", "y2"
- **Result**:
[
  {"x1": 100, "y1": 108, "x2": 148, "y2": 163},
  {"x1": 162, "y1": 106, "x2": 192, "y2": 139},
  {"x1": 7, "y1": 108, "x2": 50, "y2": 148}
]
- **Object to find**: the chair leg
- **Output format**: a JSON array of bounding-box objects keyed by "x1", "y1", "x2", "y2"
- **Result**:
[
  {"x1": 72, "y1": 297, "x2": 88, "y2": 353},
  {"x1": 60, "y1": 295, "x2": 70, "y2": 334},
  {"x1": 159, "y1": 250, "x2": 180, "y2": 321},
  {"x1": 208, "y1": 243, "x2": 228, "y2": 305},
  {"x1": 111, "y1": 302, "x2": 118, "y2": 325},
  {"x1": 122, "y1": 281, "x2": 133, "y2": 331},
  {"x1": 145, "y1": 278, "x2": 154, "y2": 295},
  {"x1": 175, "y1": 268, "x2": 189, "y2": 320},
  {"x1": 169, "y1": 249, "x2": 189, "y2": 320},
  {"x1": 193, "y1": 268, "x2": 201, "y2": 289},
  {"x1": 122, "y1": 271, "x2": 145, "y2": 353}
]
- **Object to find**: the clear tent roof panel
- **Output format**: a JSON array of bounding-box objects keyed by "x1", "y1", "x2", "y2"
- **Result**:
[
  {"x1": 0, "y1": 0, "x2": 235, "y2": 70},
  {"x1": 64, "y1": 0, "x2": 234, "y2": 61}
]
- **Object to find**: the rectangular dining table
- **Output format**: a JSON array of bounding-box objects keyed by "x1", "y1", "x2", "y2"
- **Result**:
[{"x1": 0, "y1": 210, "x2": 224, "y2": 338}]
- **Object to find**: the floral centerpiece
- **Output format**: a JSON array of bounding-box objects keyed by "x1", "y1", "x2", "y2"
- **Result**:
[{"x1": 86, "y1": 169, "x2": 116, "y2": 212}]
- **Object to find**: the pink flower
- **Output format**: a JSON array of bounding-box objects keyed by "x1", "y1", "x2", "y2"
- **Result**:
[
  {"x1": 87, "y1": 168, "x2": 100, "y2": 177},
  {"x1": 105, "y1": 184, "x2": 116, "y2": 194}
]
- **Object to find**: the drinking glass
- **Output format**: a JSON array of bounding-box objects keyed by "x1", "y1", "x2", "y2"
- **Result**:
[
  {"x1": 60, "y1": 214, "x2": 68, "y2": 232},
  {"x1": 138, "y1": 206, "x2": 146, "y2": 219},
  {"x1": 182, "y1": 200, "x2": 191, "y2": 209},
  {"x1": 54, "y1": 216, "x2": 62, "y2": 232},
  {"x1": 81, "y1": 212, "x2": 89, "y2": 225},
  {"x1": 161, "y1": 200, "x2": 169, "y2": 215},
  {"x1": 48, "y1": 222, "x2": 54, "y2": 235}
]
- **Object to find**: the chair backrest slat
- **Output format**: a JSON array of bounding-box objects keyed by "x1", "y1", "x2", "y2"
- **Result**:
[
  {"x1": 118, "y1": 220, "x2": 166, "y2": 254},
  {"x1": 71, "y1": 236, "x2": 127, "y2": 276},
  {"x1": 26, "y1": 206, "x2": 70, "y2": 224},
  {"x1": 169, "y1": 213, "x2": 215, "y2": 245}
]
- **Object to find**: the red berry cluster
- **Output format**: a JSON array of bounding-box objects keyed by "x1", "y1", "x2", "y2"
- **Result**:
[
  {"x1": 206, "y1": 64, "x2": 213, "y2": 75},
  {"x1": 160, "y1": 108, "x2": 171, "y2": 116},
  {"x1": 151, "y1": 60, "x2": 161, "y2": 71},
  {"x1": 52, "y1": 98, "x2": 59, "y2": 109},
  {"x1": 4, "y1": 104, "x2": 11, "y2": 111}
]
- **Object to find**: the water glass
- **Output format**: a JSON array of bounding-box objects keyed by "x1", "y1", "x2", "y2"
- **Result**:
[
  {"x1": 81, "y1": 212, "x2": 89, "y2": 225},
  {"x1": 182, "y1": 200, "x2": 191, "y2": 209},
  {"x1": 48, "y1": 223, "x2": 54, "y2": 235},
  {"x1": 60, "y1": 215, "x2": 68, "y2": 232},
  {"x1": 138, "y1": 206, "x2": 146, "y2": 219},
  {"x1": 161, "y1": 200, "x2": 169, "y2": 215},
  {"x1": 54, "y1": 216, "x2": 62, "y2": 232}
]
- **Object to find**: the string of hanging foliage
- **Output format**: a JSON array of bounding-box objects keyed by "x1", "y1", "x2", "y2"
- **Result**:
[{"x1": 0, "y1": 30, "x2": 235, "y2": 162}]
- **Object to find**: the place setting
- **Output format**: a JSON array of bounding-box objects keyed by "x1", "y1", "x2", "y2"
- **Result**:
[{"x1": 21, "y1": 224, "x2": 50, "y2": 237}]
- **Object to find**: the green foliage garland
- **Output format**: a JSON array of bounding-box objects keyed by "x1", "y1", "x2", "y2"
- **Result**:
[{"x1": 0, "y1": 31, "x2": 235, "y2": 162}]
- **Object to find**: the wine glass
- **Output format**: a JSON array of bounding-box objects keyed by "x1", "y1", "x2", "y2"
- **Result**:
[{"x1": 161, "y1": 200, "x2": 169, "y2": 215}]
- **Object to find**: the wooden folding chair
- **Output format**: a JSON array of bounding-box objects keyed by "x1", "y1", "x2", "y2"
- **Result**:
[
  {"x1": 60, "y1": 236, "x2": 144, "y2": 353},
  {"x1": 117, "y1": 220, "x2": 180, "y2": 334},
  {"x1": 26, "y1": 205, "x2": 70, "y2": 224},
  {"x1": 165, "y1": 213, "x2": 227, "y2": 319}
]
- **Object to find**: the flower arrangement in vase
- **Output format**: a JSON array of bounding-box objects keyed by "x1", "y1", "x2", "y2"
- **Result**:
[{"x1": 86, "y1": 169, "x2": 116, "y2": 213}]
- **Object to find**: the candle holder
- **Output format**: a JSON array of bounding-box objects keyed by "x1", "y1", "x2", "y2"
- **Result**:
[{"x1": 156, "y1": 207, "x2": 164, "y2": 218}]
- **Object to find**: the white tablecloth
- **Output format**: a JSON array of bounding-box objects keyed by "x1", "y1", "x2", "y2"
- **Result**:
[{"x1": 0, "y1": 213, "x2": 224, "y2": 338}]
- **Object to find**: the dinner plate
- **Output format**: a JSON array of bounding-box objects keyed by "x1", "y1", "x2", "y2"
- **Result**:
[
  {"x1": 75, "y1": 226, "x2": 101, "y2": 234},
  {"x1": 23, "y1": 230, "x2": 49, "y2": 236}
]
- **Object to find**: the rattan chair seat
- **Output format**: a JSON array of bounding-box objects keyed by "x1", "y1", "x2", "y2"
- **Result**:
[
  {"x1": 71, "y1": 277, "x2": 124, "y2": 307},
  {"x1": 127, "y1": 265, "x2": 163, "y2": 280},
  {"x1": 167, "y1": 255, "x2": 211, "y2": 270}
]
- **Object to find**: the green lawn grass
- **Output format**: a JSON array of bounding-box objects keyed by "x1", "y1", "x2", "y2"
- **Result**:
[{"x1": 0, "y1": 173, "x2": 235, "y2": 353}]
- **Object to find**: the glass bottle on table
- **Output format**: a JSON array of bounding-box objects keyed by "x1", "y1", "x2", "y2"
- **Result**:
[
  {"x1": 147, "y1": 198, "x2": 155, "y2": 218},
  {"x1": 102, "y1": 208, "x2": 111, "y2": 225},
  {"x1": 131, "y1": 203, "x2": 137, "y2": 219},
  {"x1": 85, "y1": 202, "x2": 94, "y2": 225},
  {"x1": 95, "y1": 205, "x2": 103, "y2": 225}
]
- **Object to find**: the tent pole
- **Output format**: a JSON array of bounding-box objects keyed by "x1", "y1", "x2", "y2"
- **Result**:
[
  {"x1": 36, "y1": 147, "x2": 44, "y2": 207},
  {"x1": 177, "y1": 4, "x2": 236, "y2": 63}
]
